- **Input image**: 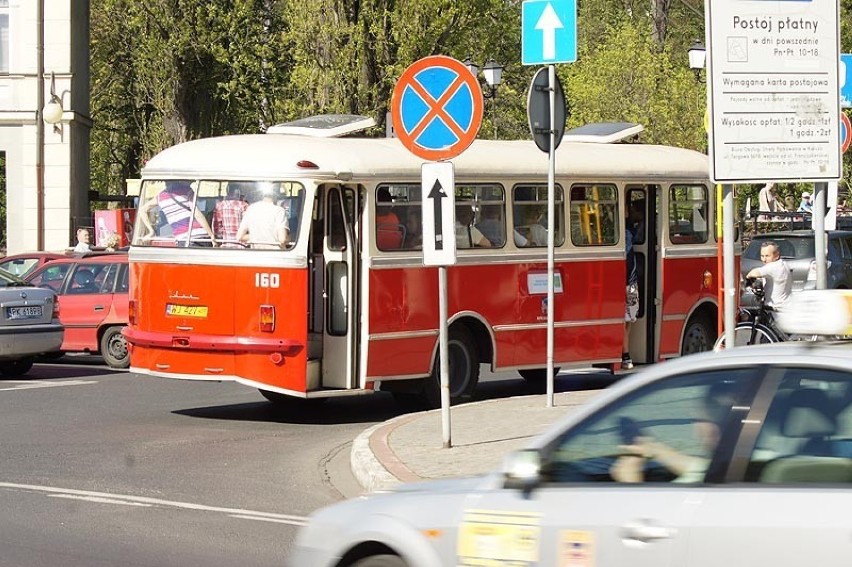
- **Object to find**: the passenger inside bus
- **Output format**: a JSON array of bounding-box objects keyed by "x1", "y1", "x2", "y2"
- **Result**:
[
  {"x1": 475, "y1": 203, "x2": 506, "y2": 246},
  {"x1": 376, "y1": 188, "x2": 404, "y2": 249},
  {"x1": 235, "y1": 183, "x2": 289, "y2": 249},
  {"x1": 404, "y1": 209, "x2": 422, "y2": 249},
  {"x1": 213, "y1": 182, "x2": 249, "y2": 247},
  {"x1": 138, "y1": 180, "x2": 217, "y2": 246},
  {"x1": 514, "y1": 205, "x2": 549, "y2": 246},
  {"x1": 456, "y1": 204, "x2": 491, "y2": 248}
]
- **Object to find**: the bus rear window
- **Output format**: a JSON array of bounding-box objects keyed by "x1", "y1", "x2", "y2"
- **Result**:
[{"x1": 134, "y1": 180, "x2": 305, "y2": 249}]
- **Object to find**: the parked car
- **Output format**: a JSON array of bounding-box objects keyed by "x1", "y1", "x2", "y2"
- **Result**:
[
  {"x1": 0, "y1": 268, "x2": 63, "y2": 376},
  {"x1": 0, "y1": 251, "x2": 66, "y2": 279},
  {"x1": 25, "y1": 252, "x2": 129, "y2": 369},
  {"x1": 741, "y1": 230, "x2": 852, "y2": 306},
  {"x1": 289, "y1": 337, "x2": 852, "y2": 567}
]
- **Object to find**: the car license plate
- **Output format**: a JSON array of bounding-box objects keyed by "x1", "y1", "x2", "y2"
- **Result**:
[
  {"x1": 7, "y1": 306, "x2": 43, "y2": 320},
  {"x1": 165, "y1": 304, "x2": 208, "y2": 318}
]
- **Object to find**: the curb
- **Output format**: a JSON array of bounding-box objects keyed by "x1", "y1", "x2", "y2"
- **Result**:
[{"x1": 350, "y1": 412, "x2": 422, "y2": 493}]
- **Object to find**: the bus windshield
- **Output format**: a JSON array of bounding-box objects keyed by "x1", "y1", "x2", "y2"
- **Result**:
[{"x1": 133, "y1": 179, "x2": 306, "y2": 249}]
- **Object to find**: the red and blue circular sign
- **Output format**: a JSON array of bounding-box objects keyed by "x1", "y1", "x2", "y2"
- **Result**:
[
  {"x1": 841, "y1": 113, "x2": 851, "y2": 154},
  {"x1": 391, "y1": 56, "x2": 483, "y2": 161}
]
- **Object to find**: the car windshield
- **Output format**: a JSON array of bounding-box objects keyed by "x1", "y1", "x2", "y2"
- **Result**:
[
  {"x1": 0, "y1": 267, "x2": 31, "y2": 287},
  {"x1": 744, "y1": 236, "x2": 815, "y2": 260}
]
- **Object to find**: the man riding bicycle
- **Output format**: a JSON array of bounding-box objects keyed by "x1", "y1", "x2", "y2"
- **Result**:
[{"x1": 746, "y1": 240, "x2": 793, "y2": 309}]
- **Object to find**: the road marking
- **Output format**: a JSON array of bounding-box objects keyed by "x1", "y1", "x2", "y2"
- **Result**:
[
  {"x1": 0, "y1": 482, "x2": 309, "y2": 526},
  {"x1": 0, "y1": 379, "x2": 98, "y2": 392}
]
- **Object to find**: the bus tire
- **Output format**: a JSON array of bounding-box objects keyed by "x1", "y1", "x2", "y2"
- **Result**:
[
  {"x1": 713, "y1": 322, "x2": 783, "y2": 350},
  {"x1": 681, "y1": 314, "x2": 714, "y2": 355},
  {"x1": 518, "y1": 367, "x2": 561, "y2": 382},
  {"x1": 0, "y1": 358, "x2": 34, "y2": 377},
  {"x1": 100, "y1": 326, "x2": 130, "y2": 369},
  {"x1": 352, "y1": 555, "x2": 407, "y2": 567},
  {"x1": 424, "y1": 326, "x2": 479, "y2": 408}
]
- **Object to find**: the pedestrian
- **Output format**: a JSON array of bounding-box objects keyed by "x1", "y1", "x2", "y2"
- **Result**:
[
  {"x1": 758, "y1": 182, "x2": 785, "y2": 221},
  {"x1": 797, "y1": 191, "x2": 813, "y2": 213},
  {"x1": 622, "y1": 199, "x2": 644, "y2": 370},
  {"x1": 73, "y1": 228, "x2": 91, "y2": 252}
]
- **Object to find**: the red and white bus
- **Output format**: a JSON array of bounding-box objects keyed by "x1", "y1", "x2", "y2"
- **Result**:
[{"x1": 125, "y1": 121, "x2": 733, "y2": 406}]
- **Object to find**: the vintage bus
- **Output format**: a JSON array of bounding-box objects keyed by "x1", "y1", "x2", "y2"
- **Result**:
[{"x1": 124, "y1": 121, "x2": 732, "y2": 407}]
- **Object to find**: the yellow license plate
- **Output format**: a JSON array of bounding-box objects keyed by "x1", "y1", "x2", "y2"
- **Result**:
[{"x1": 165, "y1": 304, "x2": 209, "y2": 318}]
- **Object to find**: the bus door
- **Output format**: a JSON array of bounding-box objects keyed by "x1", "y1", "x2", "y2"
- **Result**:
[
  {"x1": 318, "y1": 184, "x2": 360, "y2": 390},
  {"x1": 625, "y1": 185, "x2": 659, "y2": 365}
]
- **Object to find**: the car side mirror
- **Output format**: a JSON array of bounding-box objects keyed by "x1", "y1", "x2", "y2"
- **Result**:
[{"x1": 501, "y1": 449, "x2": 543, "y2": 491}]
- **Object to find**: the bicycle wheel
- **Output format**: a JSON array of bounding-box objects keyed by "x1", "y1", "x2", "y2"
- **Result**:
[{"x1": 713, "y1": 322, "x2": 784, "y2": 350}]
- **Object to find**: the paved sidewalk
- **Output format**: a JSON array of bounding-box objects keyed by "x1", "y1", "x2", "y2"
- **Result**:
[{"x1": 351, "y1": 389, "x2": 603, "y2": 493}]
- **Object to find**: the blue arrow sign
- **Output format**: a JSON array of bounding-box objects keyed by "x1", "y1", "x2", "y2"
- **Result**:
[
  {"x1": 522, "y1": 0, "x2": 577, "y2": 66},
  {"x1": 841, "y1": 54, "x2": 852, "y2": 108}
]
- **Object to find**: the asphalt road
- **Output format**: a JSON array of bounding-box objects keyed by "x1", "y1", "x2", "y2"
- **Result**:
[{"x1": 0, "y1": 360, "x2": 616, "y2": 567}]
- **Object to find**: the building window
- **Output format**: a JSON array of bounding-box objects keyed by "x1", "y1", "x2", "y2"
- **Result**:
[{"x1": 0, "y1": 0, "x2": 8, "y2": 74}]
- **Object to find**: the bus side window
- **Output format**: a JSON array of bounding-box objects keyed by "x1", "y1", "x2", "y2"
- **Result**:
[
  {"x1": 512, "y1": 185, "x2": 564, "y2": 248},
  {"x1": 569, "y1": 184, "x2": 618, "y2": 246},
  {"x1": 669, "y1": 185, "x2": 708, "y2": 244}
]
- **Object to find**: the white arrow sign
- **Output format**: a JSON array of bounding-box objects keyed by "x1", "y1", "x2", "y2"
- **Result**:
[{"x1": 535, "y1": 3, "x2": 563, "y2": 61}]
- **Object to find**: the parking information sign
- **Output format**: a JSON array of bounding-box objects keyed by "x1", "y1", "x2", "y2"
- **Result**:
[{"x1": 706, "y1": 0, "x2": 841, "y2": 183}]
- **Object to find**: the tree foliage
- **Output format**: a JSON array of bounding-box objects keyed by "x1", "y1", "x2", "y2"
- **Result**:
[{"x1": 89, "y1": 0, "x2": 852, "y2": 206}]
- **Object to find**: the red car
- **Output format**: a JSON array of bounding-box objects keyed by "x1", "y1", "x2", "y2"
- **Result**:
[
  {"x1": 26, "y1": 252, "x2": 129, "y2": 369},
  {"x1": 0, "y1": 252, "x2": 67, "y2": 279}
]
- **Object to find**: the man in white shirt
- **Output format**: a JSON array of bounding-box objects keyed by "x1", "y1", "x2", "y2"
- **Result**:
[
  {"x1": 73, "y1": 228, "x2": 91, "y2": 253},
  {"x1": 236, "y1": 185, "x2": 289, "y2": 249},
  {"x1": 746, "y1": 241, "x2": 792, "y2": 307}
]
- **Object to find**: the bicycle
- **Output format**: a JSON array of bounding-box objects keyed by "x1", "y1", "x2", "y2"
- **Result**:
[{"x1": 713, "y1": 279, "x2": 786, "y2": 349}]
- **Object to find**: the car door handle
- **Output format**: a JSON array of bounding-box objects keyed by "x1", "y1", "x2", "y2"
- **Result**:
[
  {"x1": 93, "y1": 305, "x2": 105, "y2": 311},
  {"x1": 621, "y1": 520, "x2": 673, "y2": 544}
]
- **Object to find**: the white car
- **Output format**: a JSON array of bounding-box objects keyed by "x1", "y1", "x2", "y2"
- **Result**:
[
  {"x1": 0, "y1": 268, "x2": 63, "y2": 375},
  {"x1": 289, "y1": 340, "x2": 852, "y2": 567}
]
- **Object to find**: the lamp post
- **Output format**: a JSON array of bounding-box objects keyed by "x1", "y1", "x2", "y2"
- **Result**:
[{"x1": 463, "y1": 57, "x2": 504, "y2": 138}]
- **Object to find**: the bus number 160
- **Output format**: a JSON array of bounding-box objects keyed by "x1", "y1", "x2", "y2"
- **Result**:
[{"x1": 255, "y1": 273, "x2": 280, "y2": 288}]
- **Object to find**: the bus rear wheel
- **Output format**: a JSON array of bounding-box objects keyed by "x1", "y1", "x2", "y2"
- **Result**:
[
  {"x1": 681, "y1": 314, "x2": 714, "y2": 355},
  {"x1": 423, "y1": 326, "x2": 479, "y2": 409}
]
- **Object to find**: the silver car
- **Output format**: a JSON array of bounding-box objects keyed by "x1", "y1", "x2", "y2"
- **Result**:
[
  {"x1": 0, "y1": 268, "x2": 63, "y2": 376},
  {"x1": 741, "y1": 230, "x2": 852, "y2": 306},
  {"x1": 289, "y1": 341, "x2": 852, "y2": 567}
]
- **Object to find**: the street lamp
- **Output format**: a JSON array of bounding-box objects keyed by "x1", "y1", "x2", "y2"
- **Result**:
[
  {"x1": 462, "y1": 57, "x2": 503, "y2": 99},
  {"x1": 42, "y1": 71, "x2": 68, "y2": 138},
  {"x1": 688, "y1": 40, "x2": 706, "y2": 82}
]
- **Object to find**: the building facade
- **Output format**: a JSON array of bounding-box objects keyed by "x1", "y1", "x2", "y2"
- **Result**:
[{"x1": 0, "y1": 0, "x2": 90, "y2": 254}]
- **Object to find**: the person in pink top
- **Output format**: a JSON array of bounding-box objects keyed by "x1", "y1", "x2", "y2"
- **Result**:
[{"x1": 139, "y1": 180, "x2": 216, "y2": 246}]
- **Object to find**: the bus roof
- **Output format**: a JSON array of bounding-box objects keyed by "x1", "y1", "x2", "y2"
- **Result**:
[{"x1": 141, "y1": 134, "x2": 709, "y2": 183}]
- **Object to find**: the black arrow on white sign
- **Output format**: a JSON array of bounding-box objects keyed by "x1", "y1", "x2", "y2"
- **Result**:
[{"x1": 428, "y1": 179, "x2": 447, "y2": 250}]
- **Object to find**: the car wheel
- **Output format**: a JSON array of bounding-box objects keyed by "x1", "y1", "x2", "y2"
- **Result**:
[
  {"x1": 352, "y1": 555, "x2": 407, "y2": 567},
  {"x1": 681, "y1": 314, "x2": 714, "y2": 355},
  {"x1": 100, "y1": 326, "x2": 130, "y2": 369},
  {"x1": 0, "y1": 358, "x2": 34, "y2": 377}
]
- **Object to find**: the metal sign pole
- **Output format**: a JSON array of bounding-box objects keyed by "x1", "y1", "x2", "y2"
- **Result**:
[
  {"x1": 723, "y1": 185, "x2": 736, "y2": 347},
  {"x1": 439, "y1": 265, "x2": 451, "y2": 448},
  {"x1": 814, "y1": 182, "x2": 828, "y2": 290},
  {"x1": 546, "y1": 64, "x2": 556, "y2": 408}
]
